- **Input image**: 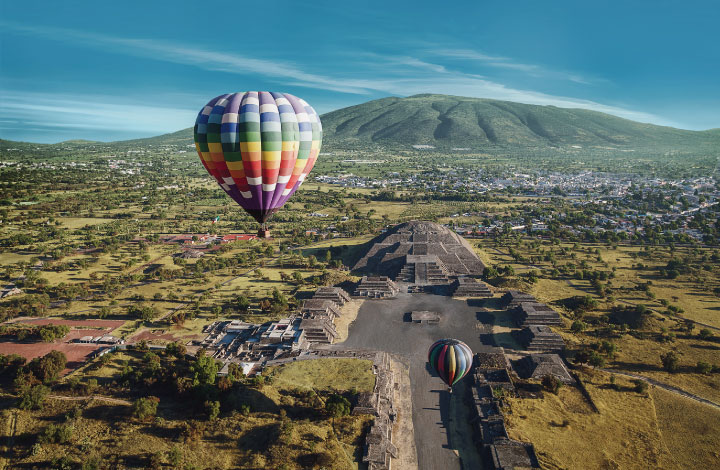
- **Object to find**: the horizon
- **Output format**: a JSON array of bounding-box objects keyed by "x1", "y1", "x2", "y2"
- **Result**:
[{"x1": 2, "y1": 0, "x2": 720, "y2": 143}]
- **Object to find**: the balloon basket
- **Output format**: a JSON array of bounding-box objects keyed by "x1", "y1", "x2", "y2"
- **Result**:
[{"x1": 257, "y1": 229, "x2": 271, "y2": 239}]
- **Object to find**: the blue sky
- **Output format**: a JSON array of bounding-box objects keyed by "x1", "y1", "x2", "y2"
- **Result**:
[{"x1": 1, "y1": 0, "x2": 719, "y2": 143}]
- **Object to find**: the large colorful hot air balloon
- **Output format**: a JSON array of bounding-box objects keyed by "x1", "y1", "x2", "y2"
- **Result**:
[
  {"x1": 193, "y1": 92, "x2": 322, "y2": 237},
  {"x1": 428, "y1": 339, "x2": 473, "y2": 389}
]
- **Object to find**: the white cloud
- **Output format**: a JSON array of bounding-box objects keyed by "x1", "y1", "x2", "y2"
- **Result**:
[
  {"x1": 0, "y1": 90, "x2": 198, "y2": 136},
  {"x1": 1, "y1": 22, "x2": 677, "y2": 133}
]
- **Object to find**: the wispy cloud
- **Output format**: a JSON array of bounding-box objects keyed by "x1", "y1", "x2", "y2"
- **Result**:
[
  {"x1": 0, "y1": 90, "x2": 198, "y2": 140},
  {"x1": 430, "y1": 48, "x2": 594, "y2": 84},
  {"x1": 1, "y1": 22, "x2": 675, "y2": 138},
  {"x1": 1, "y1": 23, "x2": 374, "y2": 95}
]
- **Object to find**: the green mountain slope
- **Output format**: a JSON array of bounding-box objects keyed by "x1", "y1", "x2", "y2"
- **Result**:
[
  {"x1": 320, "y1": 94, "x2": 720, "y2": 151},
  {"x1": 3, "y1": 94, "x2": 719, "y2": 156}
]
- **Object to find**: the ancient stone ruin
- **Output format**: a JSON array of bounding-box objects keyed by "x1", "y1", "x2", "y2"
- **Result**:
[
  {"x1": 312, "y1": 286, "x2": 351, "y2": 306},
  {"x1": 514, "y1": 301, "x2": 564, "y2": 327},
  {"x1": 518, "y1": 325, "x2": 566, "y2": 352},
  {"x1": 353, "y1": 221, "x2": 485, "y2": 285},
  {"x1": 453, "y1": 276, "x2": 493, "y2": 297},
  {"x1": 517, "y1": 353, "x2": 576, "y2": 385},
  {"x1": 353, "y1": 352, "x2": 398, "y2": 470},
  {"x1": 470, "y1": 346, "x2": 541, "y2": 470},
  {"x1": 354, "y1": 276, "x2": 400, "y2": 299}
]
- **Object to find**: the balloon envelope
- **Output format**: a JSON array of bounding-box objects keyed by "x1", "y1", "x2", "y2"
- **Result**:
[
  {"x1": 194, "y1": 92, "x2": 322, "y2": 224},
  {"x1": 428, "y1": 339, "x2": 473, "y2": 387}
]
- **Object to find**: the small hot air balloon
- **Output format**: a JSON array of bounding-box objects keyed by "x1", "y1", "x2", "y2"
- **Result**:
[
  {"x1": 194, "y1": 92, "x2": 322, "y2": 237},
  {"x1": 428, "y1": 339, "x2": 473, "y2": 390}
]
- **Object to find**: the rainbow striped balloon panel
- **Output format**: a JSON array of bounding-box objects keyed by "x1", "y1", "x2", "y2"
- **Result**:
[
  {"x1": 428, "y1": 338, "x2": 474, "y2": 387},
  {"x1": 194, "y1": 91, "x2": 322, "y2": 224}
]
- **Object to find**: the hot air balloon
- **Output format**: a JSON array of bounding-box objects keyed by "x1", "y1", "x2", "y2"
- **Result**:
[
  {"x1": 193, "y1": 92, "x2": 322, "y2": 237},
  {"x1": 428, "y1": 339, "x2": 473, "y2": 390}
]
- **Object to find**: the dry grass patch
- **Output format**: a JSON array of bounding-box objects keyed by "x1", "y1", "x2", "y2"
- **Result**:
[
  {"x1": 651, "y1": 386, "x2": 720, "y2": 469},
  {"x1": 267, "y1": 358, "x2": 375, "y2": 394},
  {"x1": 505, "y1": 369, "x2": 675, "y2": 470}
]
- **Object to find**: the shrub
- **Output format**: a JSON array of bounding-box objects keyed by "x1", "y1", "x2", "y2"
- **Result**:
[
  {"x1": 205, "y1": 400, "x2": 220, "y2": 421},
  {"x1": 132, "y1": 396, "x2": 159, "y2": 420},
  {"x1": 325, "y1": 394, "x2": 351, "y2": 417},
  {"x1": 660, "y1": 351, "x2": 680, "y2": 373},
  {"x1": 696, "y1": 361, "x2": 712, "y2": 375},
  {"x1": 18, "y1": 384, "x2": 49, "y2": 410},
  {"x1": 541, "y1": 375, "x2": 562, "y2": 394},
  {"x1": 632, "y1": 379, "x2": 648, "y2": 394},
  {"x1": 698, "y1": 328, "x2": 713, "y2": 340},
  {"x1": 39, "y1": 423, "x2": 73, "y2": 444},
  {"x1": 571, "y1": 320, "x2": 586, "y2": 333}
]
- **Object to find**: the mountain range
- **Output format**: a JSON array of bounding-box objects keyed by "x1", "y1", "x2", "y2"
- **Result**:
[{"x1": 3, "y1": 94, "x2": 720, "y2": 154}]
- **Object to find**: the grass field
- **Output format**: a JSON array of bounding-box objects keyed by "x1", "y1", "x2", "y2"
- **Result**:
[
  {"x1": 266, "y1": 358, "x2": 375, "y2": 394},
  {"x1": 506, "y1": 369, "x2": 683, "y2": 470}
]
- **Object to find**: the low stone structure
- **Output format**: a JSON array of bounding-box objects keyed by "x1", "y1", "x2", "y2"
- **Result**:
[
  {"x1": 489, "y1": 439, "x2": 542, "y2": 470},
  {"x1": 518, "y1": 325, "x2": 565, "y2": 352},
  {"x1": 501, "y1": 290, "x2": 536, "y2": 308},
  {"x1": 470, "y1": 349, "x2": 541, "y2": 470},
  {"x1": 453, "y1": 276, "x2": 493, "y2": 297},
  {"x1": 518, "y1": 353, "x2": 575, "y2": 384},
  {"x1": 301, "y1": 299, "x2": 342, "y2": 320},
  {"x1": 298, "y1": 317, "x2": 337, "y2": 344},
  {"x1": 353, "y1": 352, "x2": 398, "y2": 470},
  {"x1": 312, "y1": 286, "x2": 351, "y2": 306},
  {"x1": 355, "y1": 276, "x2": 400, "y2": 299},
  {"x1": 515, "y1": 301, "x2": 563, "y2": 327},
  {"x1": 410, "y1": 311, "x2": 440, "y2": 324}
]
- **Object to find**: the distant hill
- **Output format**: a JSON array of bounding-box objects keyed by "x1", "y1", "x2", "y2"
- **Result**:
[
  {"x1": 3, "y1": 94, "x2": 719, "y2": 156},
  {"x1": 320, "y1": 94, "x2": 720, "y2": 152}
]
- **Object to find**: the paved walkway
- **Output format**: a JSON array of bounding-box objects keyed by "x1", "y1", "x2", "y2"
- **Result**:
[{"x1": 334, "y1": 293, "x2": 490, "y2": 470}]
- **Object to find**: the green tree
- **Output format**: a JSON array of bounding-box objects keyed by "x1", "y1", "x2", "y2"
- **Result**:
[
  {"x1": 191, "y1": 355, "x2": 218, "y2": 386},
  {"x1": 205, "y1": 400, "x2": 221, "y2": 420},
  {"x1": 698, "y1": 328, "x2": 713, "y2": 340},
  {"x1": 325, "y1": 394, "x2": 351, "y2": 417},
  {"x1": 18, "y1": 384, "x2": 49, "y2": 410},
  {"x1": 236, "y1": 294, "x2": 251, "y2": 312},
  {"x1": 661, "y1": 351, "x2": 680, "y2": 373},
  {"x1": 696, "y1": 361, "x2": 712, "y2": 375},
  {"x1": 132, "y1": 396, "x2": 159, "y2": 420}
]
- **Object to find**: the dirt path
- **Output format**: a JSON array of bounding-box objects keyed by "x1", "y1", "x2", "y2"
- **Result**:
[
  {"x1": 333, "y1": 299, "x2": 365, "y2": 343},
  {"x1": 389, "y1": 356, "x2": 419, "y2": 470},
  {"x1": 47, "y1": 394, "x2": 132, "y2": 406},
  {"x1": 601, "y1": 369, "x2": 720, "y2": 410}
]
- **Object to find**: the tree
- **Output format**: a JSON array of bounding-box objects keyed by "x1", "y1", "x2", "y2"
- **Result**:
[
  {"x1": 236, "y1": 294, "x2": 251, "y2": 312},
  {"x1": 191, "y1": 355, "x2": 218, "y2": 386},
  {"x1": 292, "y1": 271, "x2": 304, "y2": 285},
  {"x1": 205, "y1": 400, "x2": 220, "y2": 420},
  {"x1": 29, "y1": 350, "x2": 67, "y2": 383},
  {"x1": 628, "y1": 378, "x2": 647, "y2": 394},
  {"x1": 698, "y1": 328, "x2": 713, "y2": 340},
  {"x1": 132, "y1": 396, "x2": 159, "y2": 420},
  {"x1": 571, "y1": 320, "x2": 586, "y2": 333},
  {"x1": 167, "y1": 446, "x2": 182, "y2": 467},
  {"x1": 696, "y1": 361, "x2": 712, "y2": 375},
  {"x1": 18, "y1": 384, "x2": 49, "y2": 410},
  {"x1": 661, "y1": 351, "x2": 680, "y2": 373},
  {"x1": 325, "y1": 394, "x2": 351, "y2": 417}
]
